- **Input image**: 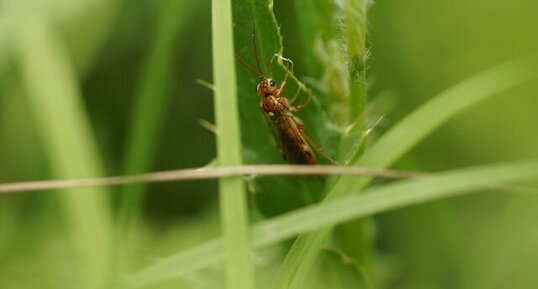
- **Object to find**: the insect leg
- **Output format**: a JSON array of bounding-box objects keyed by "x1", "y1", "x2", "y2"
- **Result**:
[
  {"x1": 271, "y1": 53, "x2": 315, "y2": 111},
  {"x1": 271, "y1": 53, "x2": 294, "y2": 71},
  {"x1": 278, "y1": 69, "x2": 290, "y2": 96},
  {"x1": 271, "y1": 54, "x2": 295, "y2": 95},
  {"x1": 289, "y1": 86, "x2": 302, "y2": 104},
  {"x1": 293, "y1": 90, "x2": 312, "y2": 112},
  {"x1": 285, "y1": 76, "x2": 314, "y2": 112}
]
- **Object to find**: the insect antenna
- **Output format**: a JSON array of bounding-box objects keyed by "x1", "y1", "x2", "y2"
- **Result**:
[
  {"x1": 251, "y1": 24, "x2": 264, "y2": 77},
  {"x1": 235, "y1": 53, "x2": 263, "y2": 80}
]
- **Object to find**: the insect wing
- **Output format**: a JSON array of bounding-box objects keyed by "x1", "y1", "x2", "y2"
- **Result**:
[{"x1": 262, "y1": 96, "x2": 316, "y2": 164}]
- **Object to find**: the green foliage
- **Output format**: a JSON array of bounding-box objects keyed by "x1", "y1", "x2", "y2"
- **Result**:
[
  {"x1": 233, "y1": 0, "x2": 325, "y2": 216},
  {"x1": 123, "y1": 159, "x2": 538, "y2": 288},
  {"x1": 1, "y1": 1, "x2": 538, "y2": 289},
  {"x1": 233, "y1": 0, "x2": 368, "y2": 217}
]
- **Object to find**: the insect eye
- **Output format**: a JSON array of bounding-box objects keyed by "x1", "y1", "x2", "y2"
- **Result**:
[{"x1": 269, "y1": 80, "x2": 276, "y2": 87}]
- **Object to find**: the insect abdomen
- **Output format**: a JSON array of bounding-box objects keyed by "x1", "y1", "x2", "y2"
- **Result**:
[{"x1": 262, "y1": 95, "x2": 316, "y2": 164}]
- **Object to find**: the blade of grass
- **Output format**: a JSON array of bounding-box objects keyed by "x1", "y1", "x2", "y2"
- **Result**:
[
  {"x1": 212, "y1": 0, "x2": 253, "y2": 289},
  {"x1": 119, "y1": 0, "x2": 202, "y2": 221},
  {"x1": 120, "y1": 159, "x2": 538, "y2": 289},
  {"x1": 60, "y1": 0, "x2": 120, "y2": 75},
  {"x1": 330, "y1": 54, "x2": 538, "y2": 200},
  {"x1": 116, "y1": 0, "x2": 204, "y2": 273},
  {"x1": 15, "y1": 15, "x2": 113, "y2": 289},
  {"x1": 0, "y1": 0, "x2": 119, "y2": 76},
  {"x1": 272, "y1": 54, "x2": 538, "y2": 289}
]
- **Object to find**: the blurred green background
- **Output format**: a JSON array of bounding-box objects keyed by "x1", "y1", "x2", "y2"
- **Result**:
[{"x1": 0, "y1": 0, "x2": 537, "y2": 288}]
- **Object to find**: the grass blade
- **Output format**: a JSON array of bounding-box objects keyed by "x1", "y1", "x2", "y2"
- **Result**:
[
  {"x1": 119, "y1": 0, "x2": 194, "y2": 218},
  {"x1": 335, "y1": 55, "x2": 538, "y2": 196},
  {"x1": 212, "y1": 0, "x2": 253, "y2": 289},
  {"x1": 271, "y1": 55, "x2": 538, "y2": 289},
  {"x1": 121, "y1": 160, "x2": 538, "y2": 288},
  {"x1": 15, "y1": 15, "x2": 113, "y2": 289},
  {"x1": 116, "y1": 1, "x2": 205, "y2": 273}
]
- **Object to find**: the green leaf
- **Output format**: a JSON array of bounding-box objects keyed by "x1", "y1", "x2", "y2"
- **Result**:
[
  {"x1": 122, "y1": 160, "x2": 538, "y2": 289},
  {"x1": 212, "y1": 1, "x2": 252, "y2": 289},
  {"x1": 233, "y1": 0, "x2": 343, "y2": 217}
]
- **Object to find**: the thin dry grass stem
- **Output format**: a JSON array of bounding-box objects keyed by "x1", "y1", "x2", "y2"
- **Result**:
[
  {"x1": 1, "y1": 165, "x2": 532, "y2": 196},
  {"x1": 490, "y1": 183, "x2": 538, "y2": 194},
  {"x1": 0, "y1": 165, "x2": 425, "y2": 194}
]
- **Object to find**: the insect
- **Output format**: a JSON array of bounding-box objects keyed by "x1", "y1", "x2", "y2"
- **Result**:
[{"x1": 235, "y1": 27, "x2": 333, "y2": 165}]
